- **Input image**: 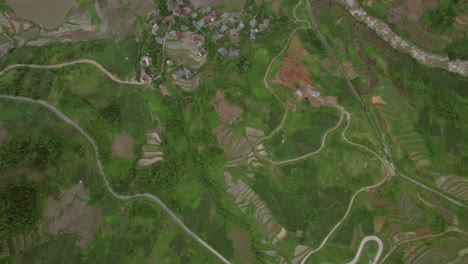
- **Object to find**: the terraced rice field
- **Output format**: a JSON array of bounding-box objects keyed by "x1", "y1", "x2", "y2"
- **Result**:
[
  {"x1": 138, "y1": 129, "x2": 164, "y2": 166},
  {"x1": 213, "y1": 125, "x2": 266, "y2": 167},
  {"x1": 376, "y1": 86, "x2": 431, "y2": 168},
  {"x1": 369, "y1": 191, "x2": 431, "y2": 242},
  {"x1": 436, "y1": 176, "x2": 468, "y2": 202},
  {"x1": 44, "y1": 184, "x2": 102, "y2": 250},
  {"x1": 0, "y1": 229, "x2": 45, "y2": 258},
  {"x1": 406, "y1": 236, "x2": 468, "y2": 264},
  {"x1": 225, "y1": 172, "x2": 283, "y2": 241},
  {"x1": 288, "y1": 36, "x2": 309, "y2": 59}
]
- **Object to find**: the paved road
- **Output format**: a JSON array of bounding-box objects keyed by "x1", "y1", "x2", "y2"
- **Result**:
[
  {"x1": 348, "y1": 236, "x2": 383, "y2": 264},
  {"x1": 303, "y1": 0, "x2": 468, "y2": 210},
  {"x1": 0, "y1": 95, "x2": 231, "y2": 264}
]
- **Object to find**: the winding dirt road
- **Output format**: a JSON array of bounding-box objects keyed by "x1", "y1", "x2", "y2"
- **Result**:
[
  {"x1": 0, "y1": 59, "x2": 148, "y2": 85},
  {"x1": 0, "y1": 95, "x2": 231, "y2": 264}
]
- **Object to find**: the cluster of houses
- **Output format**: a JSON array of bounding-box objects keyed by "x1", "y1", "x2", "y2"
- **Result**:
[{"x1": 138, "y1": 0, "x2": 272, "y2": 83}]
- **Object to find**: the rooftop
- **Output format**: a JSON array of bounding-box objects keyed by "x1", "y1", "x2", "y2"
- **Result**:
[{"x1": 218, "y1": 48, "x2": 228, "y2": 56}]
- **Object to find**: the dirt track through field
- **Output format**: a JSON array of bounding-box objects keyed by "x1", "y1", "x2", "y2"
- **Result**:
[
  {"x1": 0, "y1": 95, "x2": 231, "y2": 264},
  {"x1": 0, "y1": 59, "x2": 148, "y2": 85}
]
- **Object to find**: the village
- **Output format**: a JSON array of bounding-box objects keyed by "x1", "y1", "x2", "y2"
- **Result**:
[{"x1": 136, "y1": 0, "x2": 271, "y2": 87}]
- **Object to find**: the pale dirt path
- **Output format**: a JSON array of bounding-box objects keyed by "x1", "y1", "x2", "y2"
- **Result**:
[
  {"x1": 0, "y1": 59, "x2": 147, "y2": 85},
  {"x1": 0, "y1": 95, "x2": 231, "y2": 264},
  {"x1": 347, "y1": 236, "x2": 383, "y2": 264}
]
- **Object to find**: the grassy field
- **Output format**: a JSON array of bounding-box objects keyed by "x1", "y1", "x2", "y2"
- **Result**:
[{"x1": 266, "y1": 106, "x2": 341, "y2": 160}]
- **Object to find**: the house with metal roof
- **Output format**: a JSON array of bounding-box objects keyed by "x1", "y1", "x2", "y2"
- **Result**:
[
  {"x1": 218, "y1": 48, "x2": 228, "y2": 56},
  {"x1": 220, "y1": 25, "x2": 229, "y2": 33},
  {"x1": 222, "y1": 12, "x2": 230, "y2": 19},
  {"x1": 196, "y1": 20, "x2": 205, "y2": 28}
]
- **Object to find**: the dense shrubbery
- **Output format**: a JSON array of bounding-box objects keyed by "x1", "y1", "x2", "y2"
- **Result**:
[
  {"x1": 0, "y1": 182, "x2": 40, "y2": 238},
  {"x1": 423, "y1": 0, "x2": 462, "y2": 31},
  {"x1": 445, "y1": 36, "x2": 468, "y2": 60},
  {"x1": 0, "y1": 134, "x2": 63, "y2": 173}
]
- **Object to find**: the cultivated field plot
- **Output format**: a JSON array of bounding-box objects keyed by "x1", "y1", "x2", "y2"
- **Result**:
[
  {"x1": 224, "y1": 172, "x2": 310, "y2": 262},
  {"x1": 373, "y1": 86, "x2": 432, "y2": 172},
  {"x1": 166, "y1": 32, "x2": 206, "y2": 69},
  {"x1": 212, "y1": 90, "x2": 244, "y2": 124},
  {"x1": 111, "y1": 134, "x2": 134, "y2": 159},
  {"x1": 212, "y1": 124, "x2": 267, "y2": 167},
  {"x1": 436, "y1": 176, "x2": 468, "y2": 202},
  {"x1": 404, "y1": 235, "x2": 468, "y2": 264},
  {"x1": 138, "y1": 129, "x2": 164, "y2": 166},
  {"x1": 266, "y1": 106, "x2": 340, "y2": 160},
  {"x1": 44, "y1": 184, "x2": 103, "y2": 250}
]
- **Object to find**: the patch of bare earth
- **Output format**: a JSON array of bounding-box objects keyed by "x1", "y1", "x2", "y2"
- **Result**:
[
  {"x1": 212, "y1": 90, "x2": 243, "y2": 124},
  {"x1": 138, "y1": 129, "x2": 164, "y2": 166},
  {"x1": 44, "y1": 183, "x2": 102, "y2": 250},
  {"x1": 372, "y1": 95, "x2": 387, "y2": 105},
  {"x1": 159, "y1": 84, "x2": 171, "y2": 96},
  {"x1": 111, "y1": 134, "x2": 134, "y2": 159},
  {"x1": 230, "y1": 228, "x2": 251, "y2": 264},
  {"x1": 272, "y1": 0, "x2": 280, "y2": 16},
  {"x1": 374, "y1": 216, "x2": 387, "y2": 232},
  {"x1": 287, "y1": 36, "x2": 309, "y2": 59},
  {"x1": 343, "y1": 61, "x2": 358, "y2": 80},
  {"x1": 0, "y1": 122, "x2": 7, "y2": 143},
  {"x1": 394, "y1": 0, "x2": 424, "y2": 22}
]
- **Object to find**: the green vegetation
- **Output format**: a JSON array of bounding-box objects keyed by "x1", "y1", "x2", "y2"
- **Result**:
[
  {"x1": 0, "y1": 182, "x2": 40, "y2": 238},
  {"x1": 0, "y1": 0, "x2": 466, "y2": 262},
  {"x1": 445, "y1": 35, "x2": 468, "y2": 60},
  {"x1": 422, "y1": 0, "x2": 464, "y2": 31},
  {"x1": 267, "y1": 106, "x2": 340, "y2": 160}
]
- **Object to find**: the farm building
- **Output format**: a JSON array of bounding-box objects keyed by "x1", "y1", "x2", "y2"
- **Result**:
[
  {"x1": 192, "y1": 35, "x2": 199, "y2": 43},
  {"x1": 197, "y1": 20, "x2": 205, "y2": 28},
  {"x1": 213, "y1": 10, "x2": 221, "y2": 17},
  {"x1": 249, "y1": 18, "x2": 257, "y2": 27},
  {"x1": 203, "y1": 16, "x2": 212, "y2": 23},
  {"x1": 176, "y1": 32, "x2": 184, "y2": 39},
  {"x1": 198, "y1": 49, "x2": 206, "y2": 56},
  {"x1": 140, "y1": 56, "x2": 150, "y2": 67},
  {"x1": 155, "y1": 36, "x2": 164, "y2": 44},
  {"x1": 177, "y1": 69, "x2": 185, "y2": 77},
  {"x1": 220, "y1": 25, "x2": 229, "y2": 33},
  {"x1": 218, "y1": 48, "x2": 228, "y2": 56}
]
